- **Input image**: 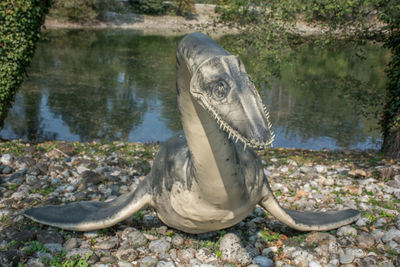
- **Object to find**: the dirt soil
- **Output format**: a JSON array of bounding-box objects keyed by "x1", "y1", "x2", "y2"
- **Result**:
[{"x1": 44, "y1": 4, "x2": 234, "y2": 36}]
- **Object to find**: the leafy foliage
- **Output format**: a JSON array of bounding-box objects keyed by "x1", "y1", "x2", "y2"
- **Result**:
[
  {"x1": 129, "y1": 0, "x2": 166, "y2": 15},
  {"x1": 129, "y1": 0, "x2": 195, "y2": 16},
  {"x1": 0, "y1": 0, "x2": 50, "y2": 124},
  {"x1": 49, "y1": 0, "x2": 117, "y2": 22},
  {"x1": 379, "y1": 0, "x2": 400, "y2": 157},
  {"x1": 175, "y1": 0, "x2": 196, "y2": 16},
  {"x1": 217, "y1": 0, "x2": 399, "y2": 156}
]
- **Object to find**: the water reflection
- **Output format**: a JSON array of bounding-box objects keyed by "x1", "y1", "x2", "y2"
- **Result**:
[
  {"x1": 260, "y1": 42, "x2": 388, "y2": 149},
  {"x1": 0, "y1": 30, "x2": 388, "y2": 149}
]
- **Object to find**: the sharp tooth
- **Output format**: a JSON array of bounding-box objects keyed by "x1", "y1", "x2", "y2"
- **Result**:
[
  {"x1": 244, "y1": 143, "x2": 247, "y2": 151},
  {"x1": 228, "y1": 132, "x2": 231, "y2": 139}
]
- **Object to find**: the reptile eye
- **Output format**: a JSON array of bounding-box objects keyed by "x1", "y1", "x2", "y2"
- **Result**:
[{"x1": 212, "y1": 80, "x2": 229, "y2": 100}]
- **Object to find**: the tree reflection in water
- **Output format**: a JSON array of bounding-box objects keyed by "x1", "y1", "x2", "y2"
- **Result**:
[{"x1": 0, "y1": 30, "x2": 388, "y2": 149}]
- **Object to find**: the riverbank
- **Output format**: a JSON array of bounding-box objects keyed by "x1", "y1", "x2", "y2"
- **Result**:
[
  {"x1": 0, "y1": 140, "x2": 399, "y2": 266},
  {"x1": 43, "y1": 3, "x2": 384, "y2": 37},
  {"x1": 44, "y1": 4, "x2": 233, "y2": 36}
]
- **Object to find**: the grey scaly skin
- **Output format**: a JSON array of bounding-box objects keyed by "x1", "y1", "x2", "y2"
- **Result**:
[{"x1": 24, "y1": 32, "x2": 360, "y2": 234}]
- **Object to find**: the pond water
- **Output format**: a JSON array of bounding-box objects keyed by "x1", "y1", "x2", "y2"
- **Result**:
[{"x1": 0, "y1": 30, "x2": 389, "y2": 149}]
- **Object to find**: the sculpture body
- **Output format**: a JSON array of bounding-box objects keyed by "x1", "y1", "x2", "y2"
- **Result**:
[{"x1": 25, "y1": 32, "x2": 360, "y2": 233}]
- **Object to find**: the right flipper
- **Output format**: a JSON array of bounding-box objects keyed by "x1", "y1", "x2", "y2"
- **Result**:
[
  {"x1": 24, "y1": 181, "x2": 152, "y2": 231},
  {"x1": 260, "y1": 193, "x2": 360, "y2": 231}
]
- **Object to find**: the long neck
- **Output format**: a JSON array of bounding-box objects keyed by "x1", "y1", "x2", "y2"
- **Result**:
[{"x1": 176, "y1": 48, "x2": 246, "y2": 205}]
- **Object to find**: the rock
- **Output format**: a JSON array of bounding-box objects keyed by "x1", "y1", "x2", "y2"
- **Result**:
[
  {"x1": 57, "y1": 143, "x2": 75, "y2": 155},
  {"x1": 387, "y1": 179, "x2": 400, "y2": 188},
  {"x1": 356, "y1": 232, "x2": 375, "y2": 249},
  {"x1": 116, "y1": 248, "x2": 138, "y2": 262},
  {"x1": 156, "y1": 261, "x2": 176, "y2": 267},
  {"x1": 296, "y1": 190, "x2": 308, "y2": 198},
  {"x1": 271, "y1": 183, "x2": 287, "y2": 192},
  {"x1": 177, "y1": 248, "x2": 195, "y2": 263},
  {"x1": 348, "y1": 169, "x2": 367, "y2": 178},
  {"x1": 87, "y1": 252, "x2": 100, "y2": 265},
  {"x1": 128, "y1": 230, "x2": 148, "y2": 247},
  {"x1": 292, "y1": 249, "x2": 312, "y2": 267},
  {"x1": 76, "y1": 165, "x2": 90, "y2": 174},
  {"x1": 246, "y1": 244, "x2": 260, "y2": 257},
  {"x1": 15, "y1": 157, "x2": 36, "y2": 169},
  {"x1": 196, "y1": 248, "x2": 218, "y2": 264},
  {"x1": 34, "y1": 251, "x2": 53, "y2": 261},
  {"x1": 373, "y1": 217, "x2": 387, "y2": 228},
  {"x1": 1, "y1": 166, "x2": 13, "y2": 174},
  {"x1": 314, "y1": 165, "x2": 327, "y2": 173},
  {"x1": 149, "y1": 239, "x2": 171, "y2": 253},
  {"x1": 36, "y1": 230, "x2": 63, "y2": 244},
  {"x1": 300, "y1": 166, "x2": 313, "y2": 174},
  {"x1": 253, "y1": 256, "x2": 274, "y2": 267},
  {"x1": 26, "y1": 175, "x2": 38, "y2": 185},
  {"x1": 64, "y1": 238, "x2": 79, "y2": 251},
  {"x1": 94, "y1": 236, "x2": 119, "y2": 250},
  {"x1": 279, "y1": 166, "x2": 289, "y2": 173},
  {"x1": 371, "y1": 229, "x2": 385, "y2": 242},
  {"x1": 100, "y1": 255, "x2": 117, "y2": 264},
  {"x1": 46, "y1": 148, "x2": 68, "y2": 159},
  {"x1": 328, "y1": 242, "x2": 342, "y2": 254},
  {"x1": 0, "y1": 250, "x2": 22, "y2": 266},
  {"x1": 345, "y1": 247, "x2": 365, "y2": 258},
  {"x1": 395, "y1": 214, "x2": 400, "y2": 229},
  {"x1": 1, "y1": 154, "x2": 13, "y2": 165},
  {"x1": 141, "y1": 256, "x2": 158, "y2": 267},
  {"x1": 171, "y1": 233, "x2": 184, "y2": 247},
  {"x1": 36, "y1": 162, "x2": 48, "y2": 174},
  {"x1": 339, "y1": 250, "x2": 354, "y2": 264},
  {"x1": 337, "y1": 226, "x2": 357, "y2": 237},
  {"x1": 44, "y1": 243, "x2": 64, "y2": 254},
  {"x1": 378, "y1": 167, "x2": 395, "y2": 179},
  {"x1": 219, "y1": 233, "x2": 252, "y2": 265},
  {"x1": 10, "y1": 230, "x2": 35, "y2": 245},
  {"x1": 83, "y1": 231, "x2": 98, "y2": 238},
  {"x1": 309, "y1": 261, "x2": 322, "y2": 267},
  {"x1": 386, "y1": 240, "x2": 400, "y2": 254},
  {"x1": 355, "y1": 217, "x2": 369, "y2": 227},
  {"x1": 27, "y1": 258, "x2": 45, "y2": 267},
  {"x1": 305, "y1": 232, "x2": 336, "y2": 246},
  {"x1": 323, "y1": 178, "x2": 335, "y2": 186},
  {"x1": 66, "y1": 248, "x2": 92, "y2": 259},
  {"x1": 381, "y1": 229, "x2": 400, "y2": 243},
  {"x1": 118, "y1": 262, "x2": 133, "y2": 267},
  {"x1": 157, "y1": 226, "x2": 168, "y2": 235},
  {"x1": 261, "y1": 247, "x2": 277, "y2": 258},
  {"x1": 82, "y1": 170, "x2": 105, "y2": 185},
  {"x1": 358, "y1": 256, "x2": 378, "y2": 267}
]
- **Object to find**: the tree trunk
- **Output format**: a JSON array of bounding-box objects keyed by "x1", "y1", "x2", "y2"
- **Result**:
[{"x1": 383, "y1": 127, "x2": 400, "y2": 158}]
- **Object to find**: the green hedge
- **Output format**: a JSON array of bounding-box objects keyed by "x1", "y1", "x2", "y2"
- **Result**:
[
  {"x1": 380, "y1": 1, "x2": 400, "y2": 157},
  {"x1": 0, "y1": 0, "x2": 50, "y2": 123}
]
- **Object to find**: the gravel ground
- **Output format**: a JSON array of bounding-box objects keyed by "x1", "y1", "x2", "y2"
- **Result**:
[{"x1": 0, "y1": 140, "x2": 399, "y2": 267}]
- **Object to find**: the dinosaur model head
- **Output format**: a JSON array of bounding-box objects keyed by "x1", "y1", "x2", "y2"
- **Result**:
[{"x1": 190, "y1": 55, "x2": 274, "y2": 150}]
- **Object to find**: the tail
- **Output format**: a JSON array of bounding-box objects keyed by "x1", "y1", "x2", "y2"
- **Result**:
[
  {"x1": 260, "y1": 194, "x2": 360, "y2": 231},
  {"x1": 24, "y1": 181, "x2": 152, "y2": 231}
]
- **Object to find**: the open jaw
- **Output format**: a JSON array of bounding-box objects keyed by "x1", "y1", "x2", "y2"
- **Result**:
[{"x1": 200, "y1": 94, "x2": 275, "y2": 150}]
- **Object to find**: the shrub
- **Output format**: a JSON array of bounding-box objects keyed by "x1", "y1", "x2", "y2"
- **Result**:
[
  {"x1": 0, "y1": 0, "x2": 50, "y2": 123},
  {"x1": 129, "y1": 0, "x2": 196, "y2": 16},
  {"x1": 49, "y1": 0, "x2": 117, "y2": 22},
  {"x1": 129, "y1": 0, "x2": 166, "y2": 15}
]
